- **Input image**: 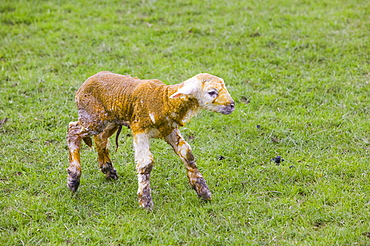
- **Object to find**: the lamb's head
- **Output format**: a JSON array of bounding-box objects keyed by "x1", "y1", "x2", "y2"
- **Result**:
[{"x1": 170, "y1": 73, "x2": 235, "y2": 115}]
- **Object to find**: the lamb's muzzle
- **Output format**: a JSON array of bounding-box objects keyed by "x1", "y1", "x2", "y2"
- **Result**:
[
  {"x1": 220, "y1": 101, "x2": 235, "y2": 115},
  {"x1": 66, "y1": 71, "x2": 235, "y2": 209}
]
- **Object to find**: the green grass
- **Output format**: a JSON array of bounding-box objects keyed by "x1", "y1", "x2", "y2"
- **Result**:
[{"x1": 1, "y1": 0, "x2": 370, "y2": 244}]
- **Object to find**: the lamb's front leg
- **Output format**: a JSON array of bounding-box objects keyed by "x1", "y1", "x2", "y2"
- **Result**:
[
  {"x1": 133, "y1": 133, "x2": 154, "y2": 209},
  {"x1": 165, "y1": 129, "x2": 211, "y2": 200}
]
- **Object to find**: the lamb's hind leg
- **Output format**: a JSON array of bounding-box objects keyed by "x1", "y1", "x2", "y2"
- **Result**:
[
  {"x1": 94, "y1": 123, "x2": 119, "y2": 180},
  {"x1": 165, "y1": 129, "x2": 212, "y2": 200},
  {"x1": 67, "y1": 121, "x2": 91, "y2": 192}
]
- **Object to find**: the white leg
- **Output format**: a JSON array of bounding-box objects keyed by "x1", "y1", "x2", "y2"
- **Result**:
[{"x1": 133, "y1": 133, "x2": 154, "y2": 209}]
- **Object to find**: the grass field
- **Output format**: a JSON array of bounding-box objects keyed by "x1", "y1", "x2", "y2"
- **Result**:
[{"x1": 1, "y1": 0, "x2": 370, "y2": 245}]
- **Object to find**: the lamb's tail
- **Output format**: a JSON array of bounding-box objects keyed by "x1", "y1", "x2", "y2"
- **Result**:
[
  {"x1": 115, "y1": 123, "x2": 130, "y2": 151},
  {"x1": 115, "y1": 125, "x2": 123, "y2": 152},
  {"x1": 82, "y1": 123, "x2": 128, "y2": 151}
]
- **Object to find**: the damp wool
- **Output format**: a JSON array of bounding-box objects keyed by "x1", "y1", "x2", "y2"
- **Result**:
[{"x1": 66, "y1": 72, "x2": 235, "y2": 209}]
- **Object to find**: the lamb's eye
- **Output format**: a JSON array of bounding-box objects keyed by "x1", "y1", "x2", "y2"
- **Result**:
[{"x1": 208, "y1": 90, "x2": 218, "y2": 98}]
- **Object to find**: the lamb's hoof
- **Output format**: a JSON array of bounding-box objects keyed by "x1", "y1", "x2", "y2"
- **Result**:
[
  {"x1": 139, "y1": 201, "x2": 154, "y2": 210},
  {"x1": 200, "y1": 192, "x2": 212, "y2": 201},
  {"x1": 106, "y1": 170, "x2": 118, "y2": 180},
  {"x1": 67, "y1": 178, "x2": 80, "y2": 193},
  {"x1": 101, "y1": 163, "x2": 118, "y2": 180},
  {"x1": 197, "y1": 187, "x2": 212, "y2": 201},
  {"x1": 67, "y1": 168, "x2": 81, "y2": 192},
  {"x1": 194, "y1": 178, "x2": 212, "y2": 201},
  {"x1": 138, "y1": 194, "x2": 154, "y2": 210}
]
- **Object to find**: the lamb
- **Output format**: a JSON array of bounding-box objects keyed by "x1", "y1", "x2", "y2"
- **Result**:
[{"x1": 66, "y1": 71, "x2": 235, "y2": 209}]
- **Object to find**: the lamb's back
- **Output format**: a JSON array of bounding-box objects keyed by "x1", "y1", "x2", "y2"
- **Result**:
[{"x1": 75, "y1": 71, "x2": 169, "y2": 124}]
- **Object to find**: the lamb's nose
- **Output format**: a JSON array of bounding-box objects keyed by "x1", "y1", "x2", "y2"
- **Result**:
[{"x1": 229, "y1": 101, "x2": 235, "y2": 109}]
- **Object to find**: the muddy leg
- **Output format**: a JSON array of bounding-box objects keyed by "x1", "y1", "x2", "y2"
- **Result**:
[
  {"x1": 165, "y1": 129, "x2": 211, "y2": 200},
  {"x1": 94, "y1": 123, "x2": 119, "y2": 180},
  {"x1": 66, "y1": 121, "x2": 90, "y2": 192},
  {"x1": 133, "y1": 133, "x2": 154, "y2": 209}
]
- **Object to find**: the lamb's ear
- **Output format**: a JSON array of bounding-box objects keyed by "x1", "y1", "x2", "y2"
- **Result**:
[{"x1": 169, "y1": 83, "x2": 197, "y2": 99}]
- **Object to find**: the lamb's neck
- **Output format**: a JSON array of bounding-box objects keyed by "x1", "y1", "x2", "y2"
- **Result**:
[{"x1": 166, "y1": 84, "x2": 200, "y2": 126}]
